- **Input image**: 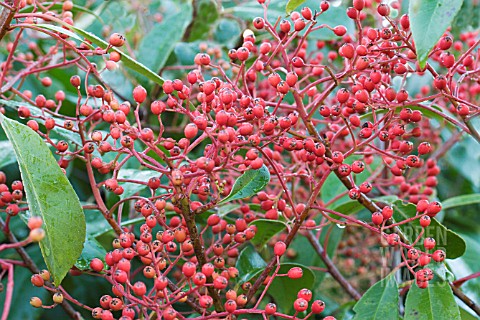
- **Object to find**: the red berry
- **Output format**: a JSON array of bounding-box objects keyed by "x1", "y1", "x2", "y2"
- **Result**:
[
  {"x1": 294, "y1": 298, "x2": 309, "y2": 312},
  {"x1": 90, "y1": 258, "x2": 104, "y2": 272},
  {"x1": 408, "y1": 248, "x2": 419, "y2": 260},
  {"x1": 311, "y1": 300, "x2": 326, "y2": 314},
  {"x1": 419, "y1": 215, "x2": 431, "y2": 228},
  {"x1": 377, "y1": 3, "x2": 390, "y2": 16},
  {"x1": 426, "y1": 201, "x2": 442, "y2": 217},
  {"x1": 133, "y1": 85, "x2": 147, "y2": 103},
  {"x1": 372, "y1": 212, "x2": 383, "y2": 225},
  {"x1": 333, "y1": 25, "x2": 347, "y2": 36},
  {"x1": 265, "y1": 302, "x2": 277, "y2": 315},
  {"x1": 353, "y1": 0, "x2": 365, "y2": 11},
  {"x1": 297, "y1": 288, "x2": 312, "y2": 301},
  {"x1": 274, "y1": 241, "x2": 286, "y2": 256},
  {"x1": 184, "y1": 123, "x2": 198, "y2": 139},
  {"x1": 288, "y1": 267, "x2": 303, "y2": 279},
  {"x1": 253, "y1": 17, "x2": 264, "y2": 29},
  {"x1": 320, "y1": 1, "x2": 329, "y2": 12},
  {"x1": 423, "y1": 237, "x2": 436, "y2": 250},
  {"x1": 109, "y1": 33, "x2": 125, "y2": 47},
  {"x1": 432, "y1": 250, "x2": 445, "y2": 262},
  {"x1": 418, "y1": 254, "x2": 431, "y2": 266}
]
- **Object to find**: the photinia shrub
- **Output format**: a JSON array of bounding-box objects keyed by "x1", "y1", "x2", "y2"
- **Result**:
[{"x1": 0, "y1": 0, "x2": 479, "y2": 319}]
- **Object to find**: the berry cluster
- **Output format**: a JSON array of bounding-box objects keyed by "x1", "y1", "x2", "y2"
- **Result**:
[{"x1": 0, "y1": 0, "x2": 479, "y2": 319}]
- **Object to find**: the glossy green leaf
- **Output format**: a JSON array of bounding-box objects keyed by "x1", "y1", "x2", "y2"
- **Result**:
[
  {"x1": 219, "y1": 165, "x2": 270, "y2": 204},
  {"x1": 0, "y1": 114, "x2": 86, "y2": 285},
  {"x1": 405, "y1": 277, "x2": 461, "y2": 320},
  {"x1": 429, "y1": 262, "x2": 455, "y2": 282},
  {"x1": 0, "y1": 140, "x2": 15, "y2": 168},
  {"x1": 174, "y1": 42, "x2": 199, "y2": 65},
  {"x1": 137, "y1": 1, "x2": 193, "y2": 75},
  {"x1": 268, "y1": 263, "x2": 315, "y2": 314},
  {"x1": 393, "y1": 200, "x2": 466, "y2": 259},
  {"x1": 117, "y1": 168, "x2": 160, "y2": 199},
  {"x1": 236, "y1": 245, "x2": 267, "y2": 283},
  {"x1": 249, "y1": 219, "x2": 287, "y2": 247},
  {"x1": 459, "y1": 307, "x2": 478, "y2": 320},
  {"x1": 447, "y1": 233, "x2": 480, "y2": 307},
  {"x1": 217, "y1": 203, "x2": 241, "y2": 217},
  {"x1": 352, "y1": 273, "x2": 399, "y2": 320},
  {"x1": 309, "y1": 6, "x2": 355, "y2": 41},
  {"x1": 286, "y1": 0, "x2": 306, "y2": 14},
  {"x1": 409, "y1": 0, "x2": 463, "y2": 67},
  {"x1": 188, "y1": 0, "x2": 219, "y2": 41},
  {"x1": 75, "y1": 237, "x2": 107, "y2": 271},
  {"x1": 442, "y1": 194, "x2": 480, "y2": 211},
  {"x1": 214, "y1": 19, "x2": 241, "y2": 47},
  {"x1": 229, "y1": 1, "x2": 284, "y2": 21},
  {"x1": 35, "y1": 24, "x2": 85, "y2": 42}
]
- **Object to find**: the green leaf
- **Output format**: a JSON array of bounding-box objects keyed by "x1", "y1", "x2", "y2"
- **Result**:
[
  {"x1": 174, "y1": 42, "x2": 199, "y2": 65},
  {"x1": 217, "y1": 203, "x2": 241, "y2": 217},
  {"x1": 230, "y1": 1, "x2": 284, "y2": 21},
  {"x1": 214, "y1": 19, "x2": 241, "y2": 47},
  {"x1": 75, "y1": 237, "x2": 107, "y2": 271},
  {"x1": 409, "y1": 0, "x2": 464, "y2": 67},
  {"x1": 236, "y1": 245, "x2": 267, "y2": 283},
  {"x1": 219, "y1": 165, "x2": 270, "y2": 204},
  {"x1": 286, "y1": 0, "x2": 306, "y2": 14},
  {"x1": 309, "y1": 6, "x2": 355, "y2": 41},
  {"x1": 249, "y1": 219, "x2": 287, "y2": 247},
  {"x1": 404, "y1": 277, "x2": 461, "y2": 320},
  {"x1": 137, "y1": 1, "x2": 193, "y2": 75},
  {"x1": 429, "y1": 262, "x2": 455, "y2": 282},
  {"x1": 459, "y1": 307, "x2": 478, "y2": 320},
  {"x1": 36, "y1": 24, "x2": 85, "y2": 42},
  {"x1": 117, "y1": 168, "x2": 160, "y2": 199},
  {"x1": 447, "y1": 233, "x2": 480, "y2": 307},
  {"x1": 0, "y1": 114, "x2": 86, "y2": 285},
  {"x1": 188, "y1": 0, "x2": 219, "y2": 41},
  {"x1": 352, "y1": 273, "x2": 399, "y2": 320},
  {"x1": 268, "y1": 263, "x2": 315, "y2": 314},
  {"x1": 0, "y1": 140, "x2": 16, "y2": 168},
  {"x1": 392, "y1": 200, "x2": 466, "y2": 259},
  {"x1": 65, "y1": 25, "x2": 165, "y2": 86},
  {"x1": 442, "y1": 194, "x2": 480, "y2": 210}
]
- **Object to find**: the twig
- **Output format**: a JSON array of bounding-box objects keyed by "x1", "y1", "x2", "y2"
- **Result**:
[
  {"x1": 305, "y1": 231, "x2": 362, "y2": 300},
  {"x1": 449, "y1": 283, "x2": 480, "y2": 316},
  {"x1": 0, "y1": 1, "x2": 16, "y2": 42},
  {"x1": 173, "y1": 192, "x2": 225, "y2": 313},
  {"x1": 0, "y1": 218, "x2": 81, "y2": 319}
]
